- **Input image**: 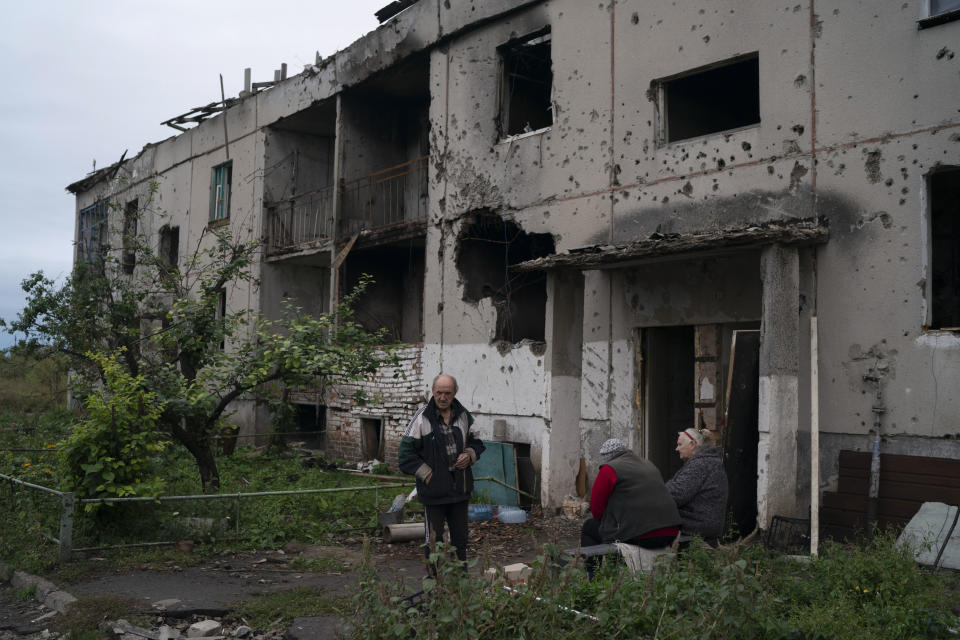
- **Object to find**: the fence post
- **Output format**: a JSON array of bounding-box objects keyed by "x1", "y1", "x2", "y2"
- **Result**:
[{"x1": 59, "y1": 492, "x2": 74, "y2": 563}]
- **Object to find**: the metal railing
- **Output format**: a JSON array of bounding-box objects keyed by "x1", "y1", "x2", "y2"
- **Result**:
[
  {"x1": 1, "y1": 473, "x2": 73, "y2": 563},
  {"x1": 1, "y1": 472, "x2": 530, "y2": 563},
  {"x1": 341, "y1": 155, "x2": 429, "y2": 234},
  {"x1": 264, "y1": 185, "x2": 336, "y2": 254}
]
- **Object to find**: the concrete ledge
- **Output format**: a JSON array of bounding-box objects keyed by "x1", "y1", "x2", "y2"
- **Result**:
[{"x1": 2, "y1": 564, "x2": 77, "y2": 615}]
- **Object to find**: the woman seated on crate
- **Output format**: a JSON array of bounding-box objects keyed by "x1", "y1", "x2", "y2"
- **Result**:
[
  {"x1": 666, "y1": 427, "x2": 729, "y2": 546},
  {"x1": 581, "y1": 438, "x2": 681, "y2": 552}
]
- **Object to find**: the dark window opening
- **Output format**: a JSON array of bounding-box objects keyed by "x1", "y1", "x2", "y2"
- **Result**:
[
  {"x1": 78, "y1": 200, "x2": 109, "y2": 262},
  {"x1": 660, "y1": 55, "x2": 760, "y2": 143},
  {"x1": 122, "y1": 199, "x2": 138, "y2": 274},
  {"x1": 342, "y1": 239, "x2": 425, "y2": 343},
  {"x1": 159, "y1": 225, "x2": 180, "y2": 272},
  {"x1": 930, "y1": 167, "x2": 960, "y2": 330},
  {"x1": 499, "y1": 27, "x2": 553, "y2": 137},
  {"x1": 456, "y1": 213, "x2": 555, "y2": 343},
  {"x1": 215, "y1": 288, "x2": 227, "y2": 351},
  {"x1": 293, "y1": 403, "x2": 326, "y2": 450},
  {"x1": 361, "y1": 417, "x2": 383, "y2": 460}
]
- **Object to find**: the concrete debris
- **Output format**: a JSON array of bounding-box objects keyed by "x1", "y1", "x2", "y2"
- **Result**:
[{"x1": 186, "y1": 620, "x2": 223, "y2": 637}]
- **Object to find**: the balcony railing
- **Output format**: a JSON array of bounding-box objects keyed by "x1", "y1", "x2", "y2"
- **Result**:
[
  {"x1": 341, "y1": 155, "x2": 429, "y2": 234},
  {"x1": 264, "y1": 155, "x2": 429, "y2": 255},
  {"x1": 265, "y1": 186, "x2": 335, "y2": 255}
]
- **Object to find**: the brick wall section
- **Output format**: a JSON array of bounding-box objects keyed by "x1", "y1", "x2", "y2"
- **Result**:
[{"x1": 324, "y1": 345, "x2": 425, "y2": 470}]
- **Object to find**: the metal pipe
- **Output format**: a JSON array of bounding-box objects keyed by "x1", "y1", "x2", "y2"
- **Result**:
[
  {"x1": 0, "y1": 473, "x2": 64, "y2": 496},
  {"x1": 810, "y1": 315, "x2": 820, "y2": 556},
  {"x1": 76, "y1": 482, "x2": 413, "y2": 504},
  {"x1": 863, "y1": 358, "x2": 886, "y2": 536},
  {"x1": 501, "y1": 585, "x2": 598, "y2": 622}
]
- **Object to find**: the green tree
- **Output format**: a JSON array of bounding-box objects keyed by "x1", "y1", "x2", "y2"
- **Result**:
[{"x1": 3, "y1": 189, "x2": 396, "y2": 492}]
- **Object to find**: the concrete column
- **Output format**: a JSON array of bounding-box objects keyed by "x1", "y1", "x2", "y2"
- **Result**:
[
  {"x1": 543, "y1": 270, "x2": 584, "y2": 508},
  {"x1": 757, "y1": 244, "x2": 800, "y2": 528}
]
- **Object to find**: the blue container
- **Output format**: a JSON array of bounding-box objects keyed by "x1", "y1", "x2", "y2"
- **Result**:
[{"x1": 468, "y1": 504, "x2": 494, "y2": 521}]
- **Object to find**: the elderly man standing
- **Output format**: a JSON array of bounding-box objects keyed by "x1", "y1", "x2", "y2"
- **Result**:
[{"x1": 399, "y1": 373, "x2": 485, "y2": 566}]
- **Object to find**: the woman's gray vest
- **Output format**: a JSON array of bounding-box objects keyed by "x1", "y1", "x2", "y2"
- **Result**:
[{"x1": 599, "y1": 450, "x2": 681, "y2": 542}]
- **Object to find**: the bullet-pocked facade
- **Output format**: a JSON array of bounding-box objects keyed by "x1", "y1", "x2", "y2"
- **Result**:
[{"x1": 68, "y1": 1, "x2": 960, "y2": 532}]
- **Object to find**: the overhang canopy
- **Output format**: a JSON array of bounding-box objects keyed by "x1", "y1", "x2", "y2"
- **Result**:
[{"x1": 514, "y1": 219, "x2": 828, "y2": 272}]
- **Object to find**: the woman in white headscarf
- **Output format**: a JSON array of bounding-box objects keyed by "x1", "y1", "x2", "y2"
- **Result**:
[{"x1": 666, "y1": 427, "x2": 729, "y2": 545}]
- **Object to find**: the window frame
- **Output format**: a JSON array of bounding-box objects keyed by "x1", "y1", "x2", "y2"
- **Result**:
[
  {"x1": 918, "y1": 0, "x2": 960, "y2": 28},
  {"x1": 78, "y1": 200, "x2": 109, "y2": 262},
  {"x1": 210, "y1": 161, "x2": 233, "y2": 222},
  {"x1": 654, "y1": 53, "x2": 761, "y2": 147},
  {"x1": 926, "y1": 166, "x2": 960, "y2": 332},
  {"x1": 497, "y1": 25, "x2": 554, "y2": 140}
]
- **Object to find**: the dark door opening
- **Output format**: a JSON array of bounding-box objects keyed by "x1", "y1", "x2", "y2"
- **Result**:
[
  {"x1": 723, "y1": 329, "x2": 760, "y2": 537},
  {"x1": 294, "y1": 404, "x2": 326, "y2": 450},
  {"x1": 361, "y1": 418, "x2": 383, "y2": 460},
  {"x1": 644, "y1": 326, "x2": 695, "y2": 480}
]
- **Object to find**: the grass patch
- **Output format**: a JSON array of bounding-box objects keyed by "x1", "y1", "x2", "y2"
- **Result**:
[
  {"x1": 352, "y1": 536, "x2": 959, "y2": 640},
  {"x1": 50, "y1": 595, "x2": 147, "y2": 638},
  {"x1": 15, "y1": 584, "x2": 36, "y2": 600},
  {"x1": 230, "y1": 586, "x2": 348, "y2": 630},
  {"x1": 289, "y1": 553, "x2": 350, "y2": 574}
]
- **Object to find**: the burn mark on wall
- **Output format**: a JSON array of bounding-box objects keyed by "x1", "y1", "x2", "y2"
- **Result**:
[{"x1": 456, "y1": 212, "x2": 555, "y2": 344}]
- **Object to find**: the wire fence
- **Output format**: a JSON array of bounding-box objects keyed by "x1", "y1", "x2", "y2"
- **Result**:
[{"x1": 0, "y1": 472, "x2": 530, "y2": 564}]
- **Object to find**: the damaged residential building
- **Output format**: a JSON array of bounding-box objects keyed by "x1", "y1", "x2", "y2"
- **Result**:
[{"x1": 67, "y1": 0, "x2": 960, "y2": 534}]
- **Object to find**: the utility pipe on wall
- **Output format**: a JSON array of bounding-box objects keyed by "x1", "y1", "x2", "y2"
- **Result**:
[{"x1": 810, "y1": 315, "x2": 819, "y2": 557}]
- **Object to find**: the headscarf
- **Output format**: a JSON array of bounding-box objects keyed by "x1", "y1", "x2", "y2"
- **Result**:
[{"x1": 599, "y1": 438, "x2": 628, "y2": 463}]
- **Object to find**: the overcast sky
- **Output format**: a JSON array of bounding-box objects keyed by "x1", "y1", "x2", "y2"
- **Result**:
[{"x1": 0, "y1": 1, "x2": 390, "y2": 348}]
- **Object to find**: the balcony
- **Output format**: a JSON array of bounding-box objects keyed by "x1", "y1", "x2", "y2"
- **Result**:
[
  {"x1": 264, "y1": 155, "x2": 429, "y2": 256},
  {"x1": 341, "y1": 155, "x2": 429, "y2": 235},
  {"x1": 264, "y1": 186, "x2": 335, "y2": 256}
]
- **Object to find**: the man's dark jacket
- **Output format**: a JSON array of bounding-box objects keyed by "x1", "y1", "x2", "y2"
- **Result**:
[{"x1": 398, "y1": 398, "x2": 485, "y2": 505}]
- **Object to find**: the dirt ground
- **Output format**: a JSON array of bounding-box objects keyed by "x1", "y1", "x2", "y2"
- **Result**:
[{"x1": 1, "y1": 509, "x2": 583, "y2": 639}]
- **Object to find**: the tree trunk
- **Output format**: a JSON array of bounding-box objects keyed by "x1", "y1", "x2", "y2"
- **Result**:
[
  {"x1": 170, "y1": 419, "x2": 221, "y2": 493},
  {"x1": 194, "y1": 444, "x2": 221, "y2": 493}
]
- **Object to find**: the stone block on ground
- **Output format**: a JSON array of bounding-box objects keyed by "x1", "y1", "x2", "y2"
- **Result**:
[
  {"x1": 187, "y1": 619, "x2": 223, "y2": 637},
  {"x1": 503, "y1": 563, "x2": 531, "y2": 584},
  {"x1": 44, "y1": 589, "x2": 77, "y2": 614}
]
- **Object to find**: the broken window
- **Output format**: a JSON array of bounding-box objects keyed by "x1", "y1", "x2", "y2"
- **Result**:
[
  {"x1": 658, "y1": 54, "x2": 760, "y2": 144},
  {"x1": 210, "y1": 161, "x2": 232, "y2": 222},
  {"x1": 122, "y1": 199, "x2": 138, "y2": 274},
  {"x1": 342, "y1": 239, "x2": 425, "y2": 343},
  {"x1": 78, "y1": 200, "x2": 108, "y2": 262},
  {"x1": 499, "y1": 27, "x2": 553, "y2": 138},
  {"x1": 159, "y1": 225, "x2": 179, "y2": 272},
  {"x1": 456, "y1": 213, "x2": 555, "y2": 343},
  {"x1": 929, "y1": 167, "x2": 960, "y2": 330}
]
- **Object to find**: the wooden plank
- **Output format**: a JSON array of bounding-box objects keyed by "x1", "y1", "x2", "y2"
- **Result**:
[
  {"x1": 838, "y1": 450, "x2": 871, "y2": 469},
  {"x1": 879, "y1": 482, "x2": 960, "y2": 504},
  {"x1": 881, "y1": 453, "x2": 960, "y2": 476},
  {"x1": 822, "y1": 492, "x2": 869, "y2": 512},
  {"x1": 881, "y1": 470, "x2": 960, "y2": 488}
]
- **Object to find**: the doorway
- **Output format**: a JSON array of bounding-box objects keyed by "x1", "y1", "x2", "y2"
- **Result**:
[
  {"x1": 723, "y1": 329, "x2": 760, "y2": 536},
  {"x1": 644, "y1": 326, "x2": 695, "y2": 481}
]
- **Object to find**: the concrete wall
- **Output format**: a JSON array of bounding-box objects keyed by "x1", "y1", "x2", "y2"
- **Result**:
[{"x1": 69, "y1": 0, "x2": 960, "y2": 516}]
